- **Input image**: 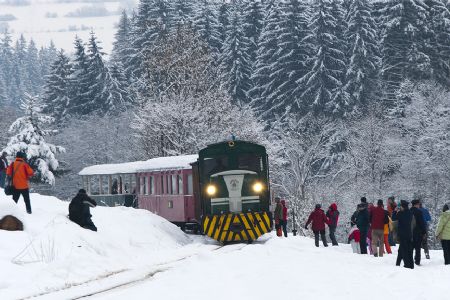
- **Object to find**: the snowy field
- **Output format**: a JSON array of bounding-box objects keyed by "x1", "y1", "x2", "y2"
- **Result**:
[
  {"x1": 1, "y1": 191, "x2": 449, "y2": 300},
  {"x1": 0, "y1": 0, "x2": 137, "y2": 53}
]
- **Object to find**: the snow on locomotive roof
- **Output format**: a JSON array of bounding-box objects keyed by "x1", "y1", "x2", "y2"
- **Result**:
[{"x1": 79, "y1": 155, "x2": 198, "y2": 176}]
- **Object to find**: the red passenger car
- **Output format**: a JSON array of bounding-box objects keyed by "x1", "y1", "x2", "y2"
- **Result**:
[
  {"x1": 79, "y1": 155, "x2": 199, "y2": 231},
  {"x1": 135, "y1": 155, "x2": 198, "y2": 231}
]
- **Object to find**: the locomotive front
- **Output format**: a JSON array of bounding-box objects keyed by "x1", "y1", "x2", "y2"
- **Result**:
[{"x1": 195, "y1": 140, "x2": 272, "y2": 244}]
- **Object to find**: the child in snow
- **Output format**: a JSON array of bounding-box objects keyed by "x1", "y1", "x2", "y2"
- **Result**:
[{"x1": 348, "y1": 225, "x2": 361, "y2": 254}]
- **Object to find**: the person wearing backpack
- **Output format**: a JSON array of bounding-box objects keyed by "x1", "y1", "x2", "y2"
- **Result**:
[
  {"x1": 411, "y1": 199, "x2": 427, "y2": 266},
  {"x1": 435, "y1": 204, "x2": 450, "y2": 265},
  {"x1": 5, "y1": 152, "x2": 34, "y2": 214}
]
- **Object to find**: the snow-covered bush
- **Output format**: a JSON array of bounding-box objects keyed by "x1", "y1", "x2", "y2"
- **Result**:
[{"x1": 2, "y1": 93, "x2": 65, "y2": 185}]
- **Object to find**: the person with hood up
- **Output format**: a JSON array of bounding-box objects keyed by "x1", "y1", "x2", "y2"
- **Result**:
[
  {"x1": 393, "y1": 200, "x2": 414, "y2": 269},
  {"x1": 280, "y1": 199, "x2": 288, "y2": 237},
  {"x1": 410, "y1": 199, "x2": 427, "y2": 265},
  {"x1": 305, "y1": 204, "x2": 328, "y2": 247},
  {"x1": 348, "y1": 224, "x2": 361, "y2": 254},
  {"x1": 356, "y1": 201, "x2": 370, "y2": 254},
  {"x1": 0, "y1": 151, "x2": 8, "y2": 188},
  {"x1": 5, "y1": 151, "x2": 34, "y2": 214},
  {"x1": 69, "y1": 189, "x2": 98, "y2": 231},
  {"x1": 326, "y1": 203, "x2": 339, "y2": 245},
  {"x1": 435, "y1": 203, "x2": 450, "y2": 265}
]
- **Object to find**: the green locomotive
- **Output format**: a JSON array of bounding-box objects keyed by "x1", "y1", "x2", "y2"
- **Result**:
[{"x1": 192, "y1": 140, "x2": 272, "y2": 243}]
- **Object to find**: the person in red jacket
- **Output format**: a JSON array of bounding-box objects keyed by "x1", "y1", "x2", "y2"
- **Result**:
[
  {"x1": 280, "y1": 200, "x2": 288, "y2": 237},
  {"x1": 6, "y1": 152, "x2": 34, "y2": 214},
  {"x1": 348, "y1": 225, "x2": 361, "y2": 253},
  {"x1": 305, "y1": 204, "x2": 329, "y2": 247},
  {"x1": 326, "y1": 203, "x2": 340, "y2": 245},
  {"x1": 370, "y1": 199, "x2": 389, "y2": 257}
]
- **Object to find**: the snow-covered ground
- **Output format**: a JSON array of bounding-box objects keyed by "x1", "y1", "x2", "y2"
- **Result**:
[
  {"x1": 1, "y1": 191, "x2": 449, "y2": 300},
  {"x1": 0, "y1": 0, "x2": 137, "y2": 53}
]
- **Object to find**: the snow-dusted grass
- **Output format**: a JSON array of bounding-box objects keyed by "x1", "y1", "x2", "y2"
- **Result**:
[{"x1": 0, "y1": 0, "x2": 136, "y2": 53}]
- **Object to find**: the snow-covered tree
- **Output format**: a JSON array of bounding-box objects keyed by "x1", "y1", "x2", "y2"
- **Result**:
[
  {"x1": 193, "y1": 0, "x2": 221, "y2": 55},
  {"x1": 2, "y1": 93, "x2": 65, "y2": 185},
  {"x1": 68, "y1": 36, "x2": 91, "y2": 116},
  {"x1": 344, "y1": 0, "x2": 381, "y2": 111},
  {"x1": 220, "y1": 9, "x2": 252, "y2": 105},
  {"x1": 380, "y1": 0, "x2": 430, "y2": 101},
  {"x1": 111, "y1": 10, "x2": 133, "y2": 80},
  {"x1": 297, "y1": 0, "x2": 348, "y2": 116},
  {"x1": 42, "y1": 49, "x2": 73, "y2": 123}
]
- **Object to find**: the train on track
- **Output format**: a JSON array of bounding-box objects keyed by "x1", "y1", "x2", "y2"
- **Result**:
[{"x1": 79, "y1": 140, "x2": 273, "y2": 244}]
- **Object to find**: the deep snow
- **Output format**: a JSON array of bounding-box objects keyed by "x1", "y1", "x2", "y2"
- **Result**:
[{"x1": 1, "y1": 190, "x2": 449, "y2": 300}]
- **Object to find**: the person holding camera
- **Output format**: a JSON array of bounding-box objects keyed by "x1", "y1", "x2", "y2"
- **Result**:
[{"x1": 6, "y1": 151, "x2": 34, "y2": 214}]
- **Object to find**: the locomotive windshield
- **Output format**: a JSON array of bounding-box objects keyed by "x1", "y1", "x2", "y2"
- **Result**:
[
  {"x1": 203, "y1": 156, "x2": 229, "y2": 175},
  {"x1": 237, "y1": 154, "x2": 263, "y2": 172}
]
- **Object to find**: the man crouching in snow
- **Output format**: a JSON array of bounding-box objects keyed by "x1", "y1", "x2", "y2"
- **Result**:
[{"x1": 69, "y1": 189, "x2": 97, "y2": 231}]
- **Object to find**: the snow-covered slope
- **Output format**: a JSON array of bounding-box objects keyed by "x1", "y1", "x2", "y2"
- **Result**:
[
  {"x1": 0, "y1": 190, "x2": 191, "y2": 299},
  {"x1": 0, "y1": 0, "x2": 137, "y2": 53}
]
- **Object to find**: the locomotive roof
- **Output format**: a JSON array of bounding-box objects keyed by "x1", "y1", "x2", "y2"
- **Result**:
[{"x1": 79, "y1": 154, "x2": 198, "y2": 176}]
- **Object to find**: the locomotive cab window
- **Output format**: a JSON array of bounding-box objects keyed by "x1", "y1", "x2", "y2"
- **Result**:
[
  {"x1": 204, "y1": 156, "x2": 229, "y2": 175},
  {"x1": 238, "y1": 154, "x2": 262, "y2": 172}
]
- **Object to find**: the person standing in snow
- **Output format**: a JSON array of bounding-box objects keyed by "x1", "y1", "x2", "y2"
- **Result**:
[
  {"x1": 435, "y1": 204, "x2": 450, "y2": 265},
  {"x1": 0, "y1": 152, "x2": 8, "y2": 188},
  {"x1": 348, "y1": 224, "x2": 361, "y2": 254},
  {"x1": 280, "y1": 199, "x2": 288, "y2": 237},
  {"x1": 410, "y1": 199, "x2": 427, "y2": 265},
  {"x1": 305, "y1": 204, "x2": 328, "y2": 247},
  {"x1": 419, "y1": 202, "x2": 431, "y2": 259},
  {"x1": 326, "y1": 203, "x2": 339, "y2": 245},
  {"x1": 356, "y1": 202, "x2": 370, "y2": 254},
  {"x1": 384, "y1": 213, "x2": 393, "y2": 254},
  {"x1": 69, "y1": 189, "x2": 98, "y2": 231},
  {"x1": 370, "y1": 199, "x2": 388, "y2": 257},
  {"x1": 6, "y1": 152, "x2": 34, "y2": 214},
  {"x1": 274, "y1": 197, "x2": 283, "y2": 235},
  {"x1": 393, "y1": 200, "x2": 414, "y2": 269},
  {"x1": 387, "y1": 196, "x2": 397, "y2": 246}
]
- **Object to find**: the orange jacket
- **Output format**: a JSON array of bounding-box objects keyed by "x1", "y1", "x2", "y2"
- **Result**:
[{"x1": 6, "y1": 158, "x2": 34, "y2": 189}]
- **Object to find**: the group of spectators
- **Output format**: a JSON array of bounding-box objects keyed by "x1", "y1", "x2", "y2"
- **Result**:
[{"x1": 302, "y1": 196, "x2": 450, "y2": 268}]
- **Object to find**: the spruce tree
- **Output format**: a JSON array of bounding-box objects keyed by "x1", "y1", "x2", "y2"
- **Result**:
[
  {"x1": 172, "y1": 0, "x2": 194, "y2": 28},
  {"x1": 69, "y1": 36, "x2": 91, "y2": 116},
  {"x1": 249, "y1": 0, "x2": 282, "y2": 117},
  {"x1": 217, "y1": 1, "x2": 231, "y2": 47},
  {"x1": 298, "y1": 0, "x2": 348, "y2": 116},
  {"x1": 193, "y1": 0, "x2": 221, "y2": 55},
  {"x1": 42, "y1": 49, "x2": 73, "y2": 122},
  {"x1": 242, "y1": 0, "x2": 264, "y2": 71},
  {"x1": 25, "y1": 39, "x2": 42, "y2": 95},
  {"x1": 344, "y1": 0, "x2": 381, "y2": 110},
  {"x1": 111, "y1": 10, "x2": 132, "y2": 79},
  {"x1": 2, "y1": 93, "x2": 65, "y2": 185},
  {"x1": 0, "y1": 30, "x2": 14, "y2": 106},
  {"x1": 425, "y1": 0, "x2": 450, "y2": 86},
  {"x1": 220, "y1": 9, "x2": 252, "y2": 105},
  {"x1": 381, "y1": 0, "x2": 430, "y2": 99}
]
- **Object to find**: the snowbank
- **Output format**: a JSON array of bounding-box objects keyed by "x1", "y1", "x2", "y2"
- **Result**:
[{"x1": 0, "y1": 189, "x2": 191, "y2": 299}]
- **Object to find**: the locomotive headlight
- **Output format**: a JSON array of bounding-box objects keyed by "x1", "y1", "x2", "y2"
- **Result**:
[
  {"x1": 206, "y1": 184, "x2": 217, "y2": 196},
  {"x1": 253, "y1": 182, "x2": 264, "y2": 193}
]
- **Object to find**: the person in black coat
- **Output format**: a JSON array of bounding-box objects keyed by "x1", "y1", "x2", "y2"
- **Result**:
[
  {"x1": 356, "y1": 201, "x2": 370, "y2": 254},
  {"x1": 69, "y1": 189, "x2": 98, "y2": 231},
  {"x1": 393, "y1": 200, "x2": 414, "y2": 269},
  {"x1": 410, "y1": 199, "x2": 427, "y2": 265}
]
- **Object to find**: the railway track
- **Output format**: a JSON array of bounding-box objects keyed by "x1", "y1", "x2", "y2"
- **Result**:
[{"x1": 19, "y1": 242, "x2": 251, "y2": 300}]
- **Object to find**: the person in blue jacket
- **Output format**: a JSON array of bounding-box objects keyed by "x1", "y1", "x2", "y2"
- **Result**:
[{"x1": 419, "y1": 202, "x2": 432, "y2": 259}]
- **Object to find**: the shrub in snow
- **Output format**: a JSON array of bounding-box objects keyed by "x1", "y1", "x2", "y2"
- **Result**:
[{"x1": 2, "y1": 93, "x2": 65, "y2": 185}]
